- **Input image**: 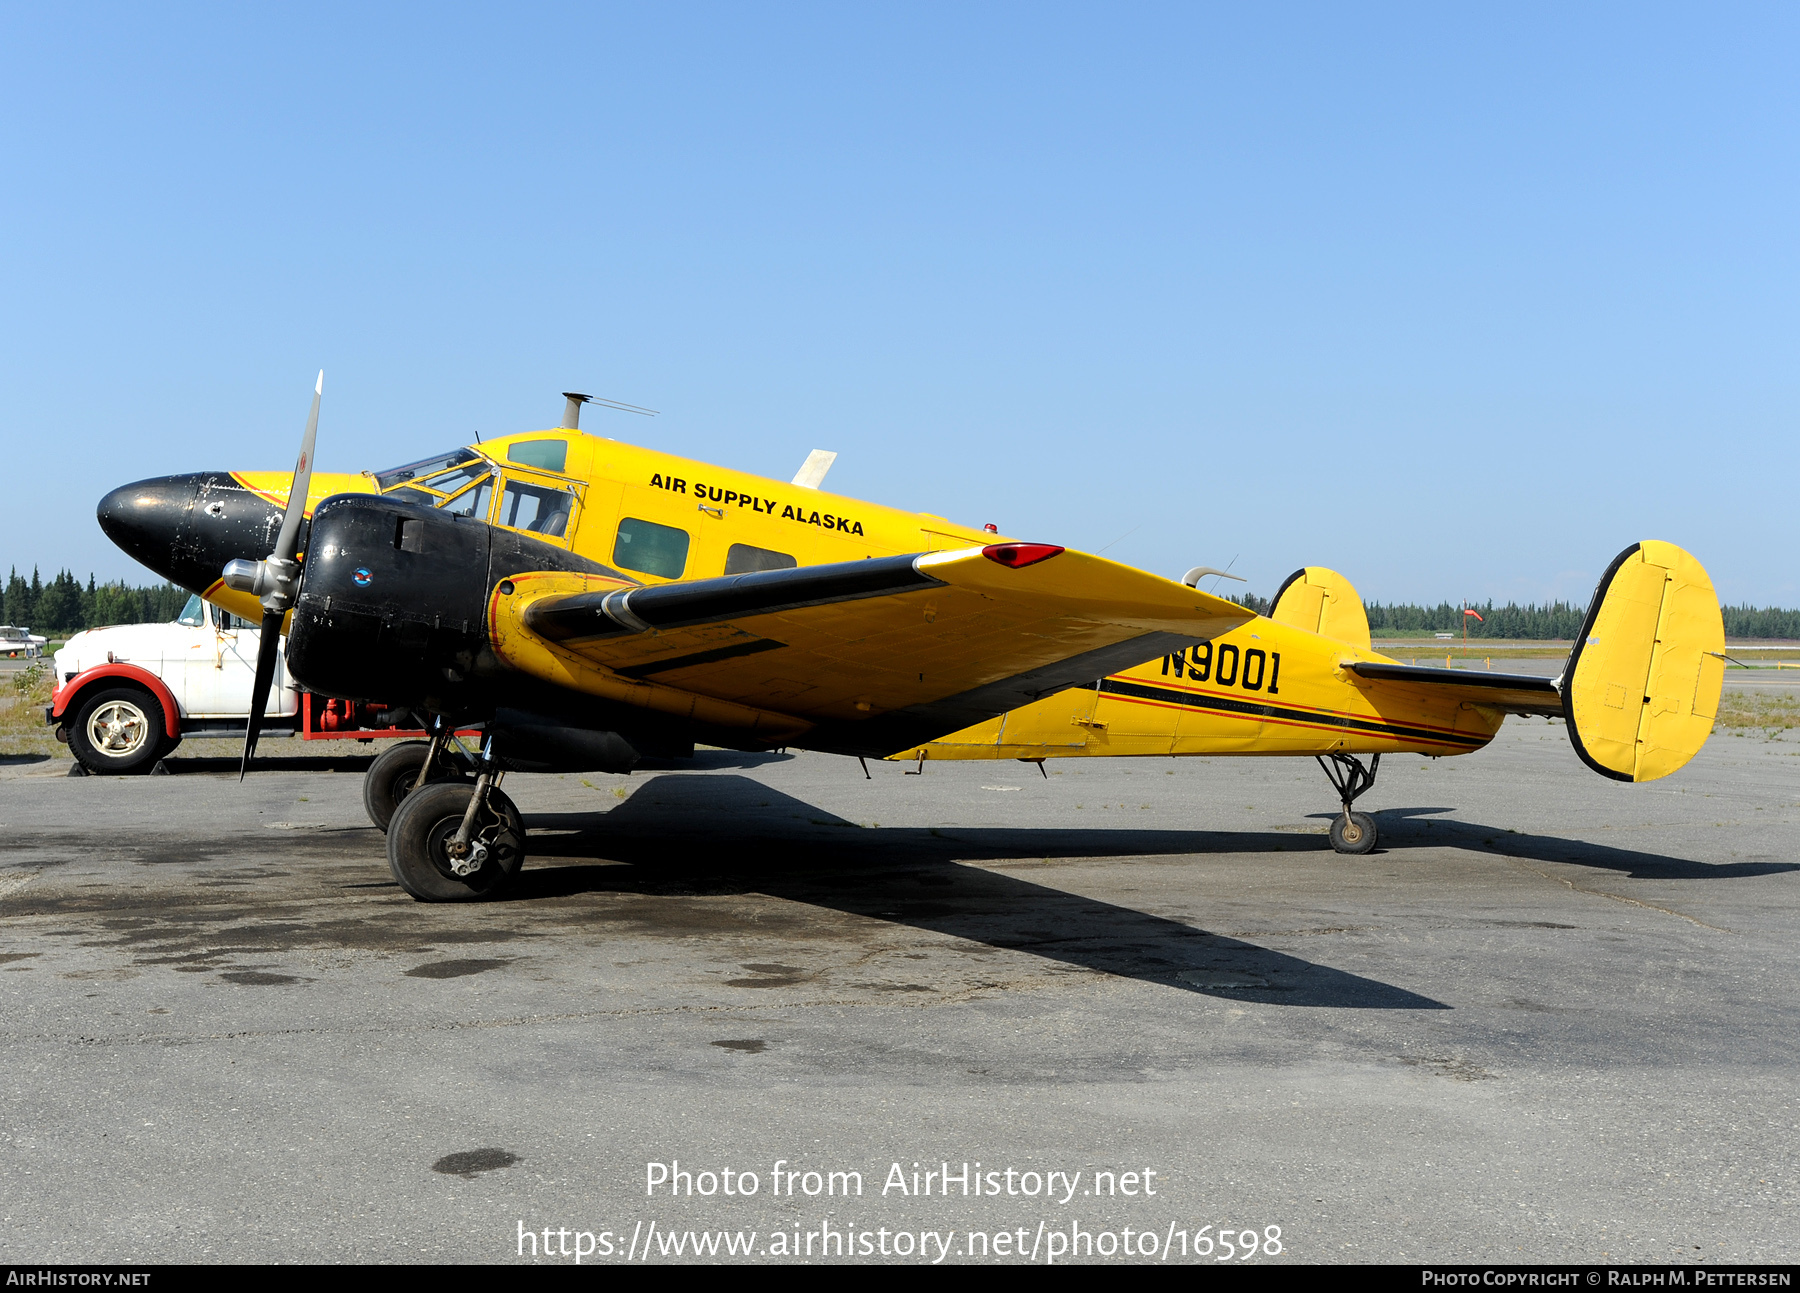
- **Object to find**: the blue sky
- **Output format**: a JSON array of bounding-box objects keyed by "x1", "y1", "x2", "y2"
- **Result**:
[{"x1": 2, "y1": 3, "x2": 1794, "y2": 606}]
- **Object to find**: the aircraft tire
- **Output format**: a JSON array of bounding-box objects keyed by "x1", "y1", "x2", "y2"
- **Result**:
[
  {"x1": 387, "y1": 780, "x2": 526, "y2": 902},
  {"x1": 67, "y1": 685, "x2": 170, "y2": 776},
  {"x1": 363, "y1": 740, "x2": 471, "y2": 833},
  {"x1": 1328, "y1": 811, "x2": 1377, "y2": 855}
]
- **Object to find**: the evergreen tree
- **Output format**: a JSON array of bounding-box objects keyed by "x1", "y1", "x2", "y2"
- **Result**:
[
  {"x1": 2, "y1": 567, "x2": 29, "y2": 627},
  {"x1": 1722, "y1": 605, "x2": 1800, "y2": 639},
  {"x1": 34, "y1": 569, "x2": 81, "y2": 632}
]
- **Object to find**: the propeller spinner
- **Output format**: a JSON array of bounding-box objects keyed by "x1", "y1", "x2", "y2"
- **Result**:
[{"x1": 221, "y1": 370, "x2": 323, "y2": 777}]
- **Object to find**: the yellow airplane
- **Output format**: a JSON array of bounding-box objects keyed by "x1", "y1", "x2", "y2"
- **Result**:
[{"x1": 94, "y1": 382, "x2": 1726, "y2": 902}]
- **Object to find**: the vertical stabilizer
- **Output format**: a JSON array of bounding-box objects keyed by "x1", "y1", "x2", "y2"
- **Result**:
[
  {"x1": 1564, "y1": 541, "x2": 1724, "y2": 782},
  {"x1": 1270, "y1": 567, "x2": 1371, "y2": 650}
]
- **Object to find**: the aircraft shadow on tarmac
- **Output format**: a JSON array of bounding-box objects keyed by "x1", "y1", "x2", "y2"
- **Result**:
[
  {"x1": 1352, "y1": 807, "x2": 1799, "y2": 881},
  {"x1": 515, "y1": 773, "x2": 1450, "y2": 1010}
]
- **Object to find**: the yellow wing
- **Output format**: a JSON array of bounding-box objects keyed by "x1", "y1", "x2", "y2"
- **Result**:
[{"x1": 487, "y1": 544, "x2": 1255, "y2": 756}]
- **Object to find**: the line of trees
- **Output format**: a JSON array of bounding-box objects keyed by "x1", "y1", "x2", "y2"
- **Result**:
[
  {"x1": 1718, "y1": 606, "x2": 1800, "y2": 639},
  {"x1": 1365, "y1": 600, "x2": 1589, "y2": 639},
  {"x1": 6, "y1": 565, "x2": 1798, "y2": 640},
  {"x1": 1230, "y1": 592, "x2": 1800, "y2": 640},
  {"x1": 4, "y1": 567, "x2": 190, "y2": 636}
]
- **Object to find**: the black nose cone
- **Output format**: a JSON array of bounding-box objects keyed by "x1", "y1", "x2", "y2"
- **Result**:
[
  {"x1": 97, "y1": 473, "x2": 285, "y2": 592},
  {"x1": 97, "y1": 476, "x2": 202, "y2": 580}
]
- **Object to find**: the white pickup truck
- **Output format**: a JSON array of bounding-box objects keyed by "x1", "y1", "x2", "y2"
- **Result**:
[{"x1": 47, "y1": 593, "x2": 421, "y2": 773}]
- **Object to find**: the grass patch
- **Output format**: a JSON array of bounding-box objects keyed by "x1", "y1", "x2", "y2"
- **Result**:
[
  {"x1": 0, "y1": 663, "x2": 62, "y2": 759},
  {"x1": 1716, "y1": 690, "x2": 1800, "y2": 737}
]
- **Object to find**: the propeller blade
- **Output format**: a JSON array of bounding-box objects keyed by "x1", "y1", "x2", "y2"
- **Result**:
[
  {"x1": 240, "y1": 608, "x2": 286, "y2": 780},
  {"x1": 237, "y1": 370, "x2": 322, "y2": 778},
  {"x1": 271, "y1": 370, "x2": 323, "y2": 564}
]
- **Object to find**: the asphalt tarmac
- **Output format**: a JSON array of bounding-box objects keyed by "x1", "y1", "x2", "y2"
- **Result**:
[{"x1": 1, "y1": 721, "x2": 1796, "y2": 1265}]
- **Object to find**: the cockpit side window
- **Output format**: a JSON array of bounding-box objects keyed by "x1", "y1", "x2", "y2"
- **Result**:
[
  {"x1": 441, "y1": 479, "x2": 494, "y2": 520},
  {"x1": 497, "y1": 480, "x2": 575, "y2": 538}
]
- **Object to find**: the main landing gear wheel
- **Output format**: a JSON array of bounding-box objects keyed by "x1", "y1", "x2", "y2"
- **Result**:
[
  {"x1": 363, "y1": 739, "x2": 471, "y2": 832},
  {"x1": 1317, "y1": 752, "x2": 1381, "y2": 855},
  {"x1": 68, "y1": 685, "x2": 172, "y2": 775},
  {"x1": 1329, "y1": 811, "x2": 1378, "y2": 855},
  {"x1": 386, "y1": 779, "x2": 526, "y2": 902}
]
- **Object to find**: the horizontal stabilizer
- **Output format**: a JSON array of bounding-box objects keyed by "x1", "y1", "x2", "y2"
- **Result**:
[{"x1": 1347, "y1": 661, "x2": 1562, "y2": 716}]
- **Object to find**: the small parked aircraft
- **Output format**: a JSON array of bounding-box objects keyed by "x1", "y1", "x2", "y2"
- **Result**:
[{"x1": 94, "y1": 377, "x2": 1726, "y2": 901}]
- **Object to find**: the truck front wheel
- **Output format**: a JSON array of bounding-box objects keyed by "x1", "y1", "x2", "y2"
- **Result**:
[{"x1": 68, "y1": 686, "x2": 170, "y2": 775}]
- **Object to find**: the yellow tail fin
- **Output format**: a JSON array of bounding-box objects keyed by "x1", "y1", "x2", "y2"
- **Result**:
[
  {"x1": 1270, "y1": 566, "x2": 1371, "y2": 650},
  {"x1": 1564, "y1": 541, "x2": 1724, "y2": 782}
]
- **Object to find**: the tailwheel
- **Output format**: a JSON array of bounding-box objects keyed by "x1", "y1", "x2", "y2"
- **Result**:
[
  {"x1": 386, "y1": 779, "x2": 525, "y2": 902},
  {"x1": 1317, "y1": 752, "x2": 1381, "y2": 855}
]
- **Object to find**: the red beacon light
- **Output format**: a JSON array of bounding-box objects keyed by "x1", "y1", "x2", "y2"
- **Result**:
[
  {"x1": 983, "y1": 523, "x2": 998, "y2": 533},
  {"x1": 982, "y1": 542, "x2": 1065, "y2": 569}
]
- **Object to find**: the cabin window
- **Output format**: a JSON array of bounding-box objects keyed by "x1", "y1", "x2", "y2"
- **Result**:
[
  {"x1": 507, "y1": 440, "x2": 568, "y2": 474},
  {"x1": 497, "y1": 480, "x2": 575, "y2": 538},
  {"x1": 724, "y1": 543, "x2": 797, "y2": 575},
  {"x1": 613, "y1": 517, "x2": 690, "y2": 579}
]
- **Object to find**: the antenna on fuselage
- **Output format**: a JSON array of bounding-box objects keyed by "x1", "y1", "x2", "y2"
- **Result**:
[
  {"x1": 1182, "y1": 566, "x2": 1246, "y2": 589},
  {"x1": 561, "y1": 391, "x2": 660, "y2": 429}
]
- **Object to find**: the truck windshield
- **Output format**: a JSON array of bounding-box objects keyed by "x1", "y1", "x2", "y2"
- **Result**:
[
  {"x1": 177, "y1": 594, "x2": 205, "y2": 627},
  {"x1": 374, "y1": 448, "x2": 481, "y2": 491}
]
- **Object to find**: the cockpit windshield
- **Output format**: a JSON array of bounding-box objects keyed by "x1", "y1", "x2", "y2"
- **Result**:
[
  {"x1": 419, "y1": 464, "x2": 489, "y2": 496},
  {"x1": 374, "y1": 448, "x2": 482, "y2": 492},
  {"x1": 177, "y1": 594, "x2": 205, "y2": 627}
]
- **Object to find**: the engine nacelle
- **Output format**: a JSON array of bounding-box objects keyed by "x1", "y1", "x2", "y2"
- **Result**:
[
  {"x1": 489, "y1": 708, "x2": 656, "y2": 773},
  {"x1": 287, "y1": 495, "x2": 491, "y2": 708}
]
